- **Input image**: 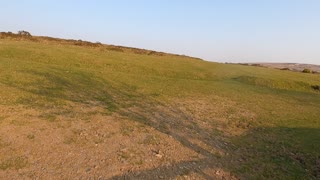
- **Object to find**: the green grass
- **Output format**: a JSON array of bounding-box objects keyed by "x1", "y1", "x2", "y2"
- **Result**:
[
  {"x1": 26, "y1": 134, "x2": 35, "y2": 140},
  {"x1": 0, "y1": 38, "x2": 320, "y2": 178},
  {"x1": 0, "y1": 156, "x2": 28, "y2": 170}
]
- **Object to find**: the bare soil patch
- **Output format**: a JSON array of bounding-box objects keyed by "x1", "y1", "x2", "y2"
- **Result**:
[{"x1": 0, "y1": 98, "x2": 240, "y2": 179}]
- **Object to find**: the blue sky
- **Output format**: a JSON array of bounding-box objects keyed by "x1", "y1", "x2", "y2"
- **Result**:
[{"x1": 1, "y1": 0, "x2": 320, "y2": 64}]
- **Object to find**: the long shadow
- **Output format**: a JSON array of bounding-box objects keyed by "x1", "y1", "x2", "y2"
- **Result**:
[
  {"x1": 2, "y1": 68, "x2": 319, "y2": 179},
  {"x1": 110, "y1": 123, "x2": 320, "y2": 179},
  {"x1": 113, "y1": 101, "x2": 227, "y2": 179},
  {"x1": 0, "y1": 68, "x2": 118, "y2": 112},
  {"x1": 111, "y1": 88, "x2": 320, "y2": 179},
  {"x1": 1, "y1": 68, "x2": 226, "y2": 178}
]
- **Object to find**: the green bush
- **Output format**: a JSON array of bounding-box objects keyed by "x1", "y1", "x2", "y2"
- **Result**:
[{"x1": 302, "y1": 69, "x2": 312, "y2": 73}]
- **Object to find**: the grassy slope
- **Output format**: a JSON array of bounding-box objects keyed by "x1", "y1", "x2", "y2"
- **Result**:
[{"x1": 0, "y1": 39, "x2": 320, "y2": 178}]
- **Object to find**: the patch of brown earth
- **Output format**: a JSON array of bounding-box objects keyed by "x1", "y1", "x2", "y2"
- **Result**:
[{"x1": 0, "y1": 96, "x2": 242, "y2": 179}]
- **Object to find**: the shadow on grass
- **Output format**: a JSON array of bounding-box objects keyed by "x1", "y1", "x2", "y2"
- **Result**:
[
  {"x1": 1, "y1": 68, "x2": 319, "y2": 178},
  {"x1": 1, "y1": 68, "x2": 118, "y2": 112},
  {"x1": 227, "y1": 127, "x2": 320, "y2": 179},
  {"x1": 110, "y1": 124, "x2": 320, "y2": 179},
  {"x1": 110, "y1": 87, "x2": 320, "y2": 179}
]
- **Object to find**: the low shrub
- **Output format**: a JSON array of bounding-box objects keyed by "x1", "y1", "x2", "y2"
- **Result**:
[
  {"x1": 311, "y1": 85, "x2": 320, "y2": 91},
  {"x1": 302, "y1": 69, "x2": 312, "y2": 73},
  {"x1": 18, "y1": 30, "x2": 32, "y2": 37},
  {"x1": 280, "y1": 68, "x2": 290, "y2": 71}
]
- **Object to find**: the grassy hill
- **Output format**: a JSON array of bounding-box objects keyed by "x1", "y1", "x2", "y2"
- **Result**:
[{"x1": 0, "y1": 35, "x2": 319, "y2": 179}]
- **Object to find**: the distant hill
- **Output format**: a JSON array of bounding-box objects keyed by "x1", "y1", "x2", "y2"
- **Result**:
[
  {"x1": 236, "y1": 62, "x2": 320, "y2": 73},
  {"x1": 259, "y1": 63, "x2": 320, "y2": 72}
]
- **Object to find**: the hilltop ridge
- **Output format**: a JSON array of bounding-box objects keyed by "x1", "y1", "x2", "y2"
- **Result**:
[{"x1": 0, "y1": 31, "x2": 203, "y2": 60}]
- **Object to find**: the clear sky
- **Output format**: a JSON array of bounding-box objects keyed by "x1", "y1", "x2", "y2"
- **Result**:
[{"x1": 1, "y1": 0, "x2": 320, "y2": 64}]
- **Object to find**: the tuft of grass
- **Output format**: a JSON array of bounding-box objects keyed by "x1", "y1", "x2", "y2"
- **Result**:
[
  {"x1": 63, "y1": 136, "x2": 76, "y2": 145},
  {"x1": 120, "y1": 124, "x2": 135, "y2": 136},
  {"x1": 141, "y1": 134, "x2": 161, "y2": 145},
  {"x1": 0, "y1": 156, "x2": 28, "y2": 170},
  {"x1": 40, "y1": 114, "x2": 57, "y2": 122},
  {"x1": 0, "y1": 138, "x2": 10, "y2": 149},
  {"x1": 27, "y1": 134, "x2": 35, "y2": 140},
  {"x1": 10, "y1": 119, "x2": 29, "y2": 126},
  {"x1": 118, "y1": 151, "x2": 130, "y2": 161}
]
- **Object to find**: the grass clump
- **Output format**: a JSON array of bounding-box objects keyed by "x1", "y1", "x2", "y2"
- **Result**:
[
  {"x1": 0, "y1": 156, "x2": 28, "y2": 170},
  {"x1": 120, "y1": 124, "x2": 135, "y2": 136},
  {"x1": 27, "y1": 134, "x2": 35, "y2": 140},
  {"x1": 142, "y1": 134, "x2": 161, "y2": 145},
  {"x1": 40, "y1": 114, "x2": 57, "y2": 122}
]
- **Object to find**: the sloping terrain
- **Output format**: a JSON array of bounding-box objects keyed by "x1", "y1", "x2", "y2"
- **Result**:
[{"x1": 0, "y1": 36, "x2": 320, "y2": 179}]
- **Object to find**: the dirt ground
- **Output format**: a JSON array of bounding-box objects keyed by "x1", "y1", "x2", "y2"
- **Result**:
[{"x1": 0, "y1": 96, "x2": 248, "y2": 179}]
